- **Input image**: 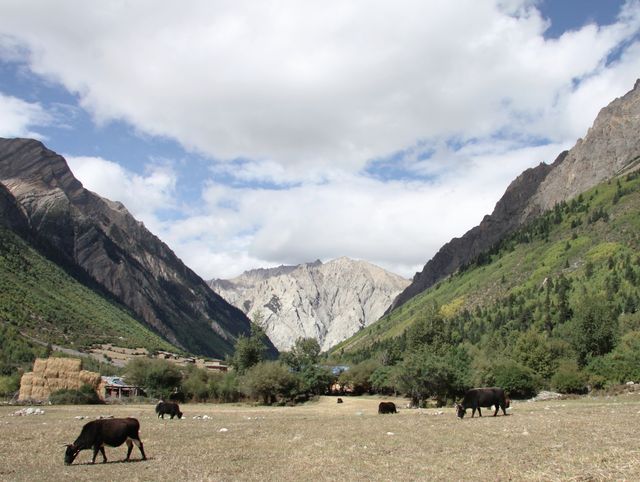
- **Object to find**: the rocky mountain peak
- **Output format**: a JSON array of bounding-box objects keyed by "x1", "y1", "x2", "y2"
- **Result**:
[
  {"x1": 209, "y1": 258, "x2": 409, "y2": 351},
  {"x1": 0, "y1": 138, "x2": 83, "y2": 199},
  {"x1": 525, "y1": 79, "x2": 640, "y2": 216},
  {"x1": 0, "y1": 138, "x2": 265, "y2": 357}
]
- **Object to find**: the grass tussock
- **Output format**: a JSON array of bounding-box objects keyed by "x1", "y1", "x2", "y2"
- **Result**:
[{"x1": 1, "y1": 395, "x2": 640, "y2": 481}]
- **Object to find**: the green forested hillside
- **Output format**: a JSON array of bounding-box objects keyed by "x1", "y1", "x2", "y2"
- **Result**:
[
  {"x1": 330, "y1": 172, "x2": 640, "y2": 403},
  {"x1": 0, "y1": 226, "x2": 178, "y2": 374}
]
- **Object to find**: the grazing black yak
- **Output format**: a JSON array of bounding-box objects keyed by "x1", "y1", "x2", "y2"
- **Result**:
[
  {"x1": 455, "y1": 387, "x2": 510, "y2": 419},
  {"x1": 64, "y1": 417, "x2": 146, "y2": 465},
  {"x1": 378, "y1": 401, "x2": 397, "y2": 414},
  {"x1": 156, "y1": 401, "x2": 183, "y2": 419}
]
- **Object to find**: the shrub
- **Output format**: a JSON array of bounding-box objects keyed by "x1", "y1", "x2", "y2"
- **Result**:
[
  {"x1": 586, "y1": 331, "x2": 640, "y2": 384},
  {"x1": 239, "y1": 361, "x2": 299, "y2": 405},
  {"x1": 49, "y1": 384, "x2": 103, "y2": 405},
  {"x1": 619, "y1": 312, "x2": 640, "y2": 336},
  {"x1": 229, "y1": 323, "x2": 270, "y2": 374},
  {"x1": 491, "y1": 360, "x2": 538, "y2": 399},
  {"x1": 569, "y1": 291, "x2": 617, "y2": 367},
  {"x1": 338, "y1": 360, "x2": 379, "y2": 395},
  {"x1": 0, "y1": 373, "x2": 20, "y2": 397},
  {"x1": 587, "y1": 374, "x2": 607, "y2": 391},
  {"x1": 369, "y1": 366, "x2": 396, "y2": 395},
  {"x1": 124, "y1": 358, "x2": 182, "y2": 398},
  {"x1": 551, "y1": 361, "x2": 588, "y2": 394},
  {"x1": 512, "y1": 330, "x2": 561, "y2": 380},
  {"x1": 214, "y1": 372, "x2": 241, "y2": 403},
  {"x1": 298, "y1": 365, "x2": 334, "y2": 396},
  {"x1": 281, "y1": 337, "x2": 321, "y2": 371},
  {"x1": 394, "y1": 346, "x2": 470, "y2": 406},
  {"x1": 181, "y1": 366, "x2": 210, "y2": 402}
]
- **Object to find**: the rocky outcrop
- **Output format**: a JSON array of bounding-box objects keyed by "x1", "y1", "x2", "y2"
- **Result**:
[
  {"x1": 0, "y1": 180, "x2": 30, "y2": 234},
  {"x1": 390, "y1": 79, "x2": 640, "y2": 312},
  {"x1": 0, "y1": 138, "x2": 272, "y2": 357},
  {"x1": 210, "y1": 258, "x2": 409, "y2": 351},
  {"x1": 525, "y1": 79, "x2": 640, "y2": 216}
]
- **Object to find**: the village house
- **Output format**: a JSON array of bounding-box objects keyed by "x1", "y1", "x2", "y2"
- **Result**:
[{"x1": 100, "y1": 376, "x2": 144, "y2": 399}]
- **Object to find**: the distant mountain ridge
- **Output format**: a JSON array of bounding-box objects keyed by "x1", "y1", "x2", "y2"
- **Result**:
[
  {"x1": 0, "y1": 138, "x2": 273, "y2": 357},
  {"x1": 210, "y1": 257, "x2": 409, "y2": 351},
  {"x1": 389, "y1": 79, "x2": 640, "y2": 312}
]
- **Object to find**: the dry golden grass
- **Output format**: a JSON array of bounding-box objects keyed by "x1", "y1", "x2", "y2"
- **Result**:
[{"x1": 2, "y1": 394, "x2": 640, "y2": 481}]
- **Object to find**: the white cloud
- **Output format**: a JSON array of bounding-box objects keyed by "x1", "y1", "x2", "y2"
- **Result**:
[
  {"x1": 156, "y1": 141, "x2": 563, "y2": 279},
  {"x1": 0, "y1": 93, "x2": 49, "y2": 138},
  {"x1": 66, "y1": 156, "x2": 177, "y2": 235},
  {"x1": 2, "y1": 1, "x2": 640, "y2": 280},
  {"x1": 1, "y1": 1, "x2": 639, "y2": 170}
]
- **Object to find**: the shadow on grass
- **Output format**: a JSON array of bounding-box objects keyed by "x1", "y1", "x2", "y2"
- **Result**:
[{"x1": 74, "y1": 458, "x2": 151, "y2": 466}]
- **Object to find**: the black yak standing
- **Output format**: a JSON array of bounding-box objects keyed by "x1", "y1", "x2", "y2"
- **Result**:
[
  {"x1": 378, "y1": 401, "x2": 397, "y2": 414},
  {"x1": 455, "y1": 387, "x2": 510, "y2": 418},
  {"x1": 156, "y1": 401, "x2": 183, "y2": 419}
]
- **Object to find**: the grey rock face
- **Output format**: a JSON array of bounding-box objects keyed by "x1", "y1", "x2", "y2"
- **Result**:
[
  {"x1": 0, "y1": 181, "x2": 30, "y2": 233},
  {"x1": 525, "y1": 79, "x2": 640, "y2": 216},
  {"x1": 0, "y1": 138, "x2": 266, "y2": 357},
  {"x1": 390, "y1": 79, "x2": 640, "y2": 313},
  {"x1": 388, "y1": 157, "x2": 557, "y2": 312},
  {"x1": 210, "y1": 257, "x2": 409, "y2": 351}
]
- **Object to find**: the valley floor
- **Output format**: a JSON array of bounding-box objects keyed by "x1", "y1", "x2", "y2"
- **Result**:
[{"x1": 1, "y1": 394, "x2": 639, "y2": 481}]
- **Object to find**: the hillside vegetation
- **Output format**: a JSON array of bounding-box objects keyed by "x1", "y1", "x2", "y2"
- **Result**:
[
  {"x1": 0, "y1": 226, "x2": 177, "y2": 374},
  {"x1": 330, "y1": 171, "x2": 640, "y2": 402}
]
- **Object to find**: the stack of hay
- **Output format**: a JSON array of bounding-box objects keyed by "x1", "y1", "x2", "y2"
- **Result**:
[{"x1": 18, "y1": 357, "x2": 101, "y2": 402}]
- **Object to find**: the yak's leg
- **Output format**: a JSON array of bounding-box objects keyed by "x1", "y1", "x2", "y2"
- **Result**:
[
  {"x1": 477, "y1": 406, "x2": 482, "y2": 417},
  {"x1": 92, "y1": 446, "x2": 99, "y2": 464},
  {"x1": 126, "y1": 439, "x2": 133, "y2": 460},
  {"x1": 134, "y1": 439, "x2": 147, "y2": 460},
  {"x1": 501, "y1": 403, "x2": 508, "y2": 416},
  {"x1": 92, "y1": 445, "x2": 107, "y2": 464},
  {"x1": 493, "y1": 404, "x2": 499, "y2": 416}
]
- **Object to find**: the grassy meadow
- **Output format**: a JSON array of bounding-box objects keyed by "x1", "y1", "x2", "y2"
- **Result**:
[{"x1": 1, "y1": 395, "x2": 640, "y2": 481}]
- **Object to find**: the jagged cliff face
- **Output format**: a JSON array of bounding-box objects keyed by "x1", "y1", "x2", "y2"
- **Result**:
[
  {"x1": 525, "y1": 79, "x2": 640, "y2": 216},
  {"x1": 210, "y1": 258, "x2": 409, "y2": 351},
  {"x1": 0, "y1": 138, "x2": 267, "y2": 357},
  {"x1": 390, "y1": 79, "x2": 640, "y2": 313},
  {"x1": 0, "y1": 181, "x2": 30, "y2": 234}
]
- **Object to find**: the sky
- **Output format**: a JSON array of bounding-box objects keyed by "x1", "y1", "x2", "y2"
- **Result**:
[{"x1": 1, "y1": 0, "x2": 639, "y2": 280}]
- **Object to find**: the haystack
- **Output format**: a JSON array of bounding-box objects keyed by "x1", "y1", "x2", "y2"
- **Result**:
[{"x1": 18, "y1": 357, "x2": 101, "y2": 402}]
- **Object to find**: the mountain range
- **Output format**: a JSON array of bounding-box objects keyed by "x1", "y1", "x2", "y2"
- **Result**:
[
  {"x1": 1, "y1": 79, "x2": 638, "y2": 365},
  {"x1": 389, "y1": 79, "x2": 640, "y2": 313},
  {"x1": 0, "y1": 139, "x2": 275, "y2": 358},
  {"x1": 209, "y1": 258, "x2": 409, "y2": 351}
]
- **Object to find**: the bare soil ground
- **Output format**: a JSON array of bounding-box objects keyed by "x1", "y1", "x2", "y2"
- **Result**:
[{"x1": 1, "y1": 394, "x2": 639, "y2": 481}]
